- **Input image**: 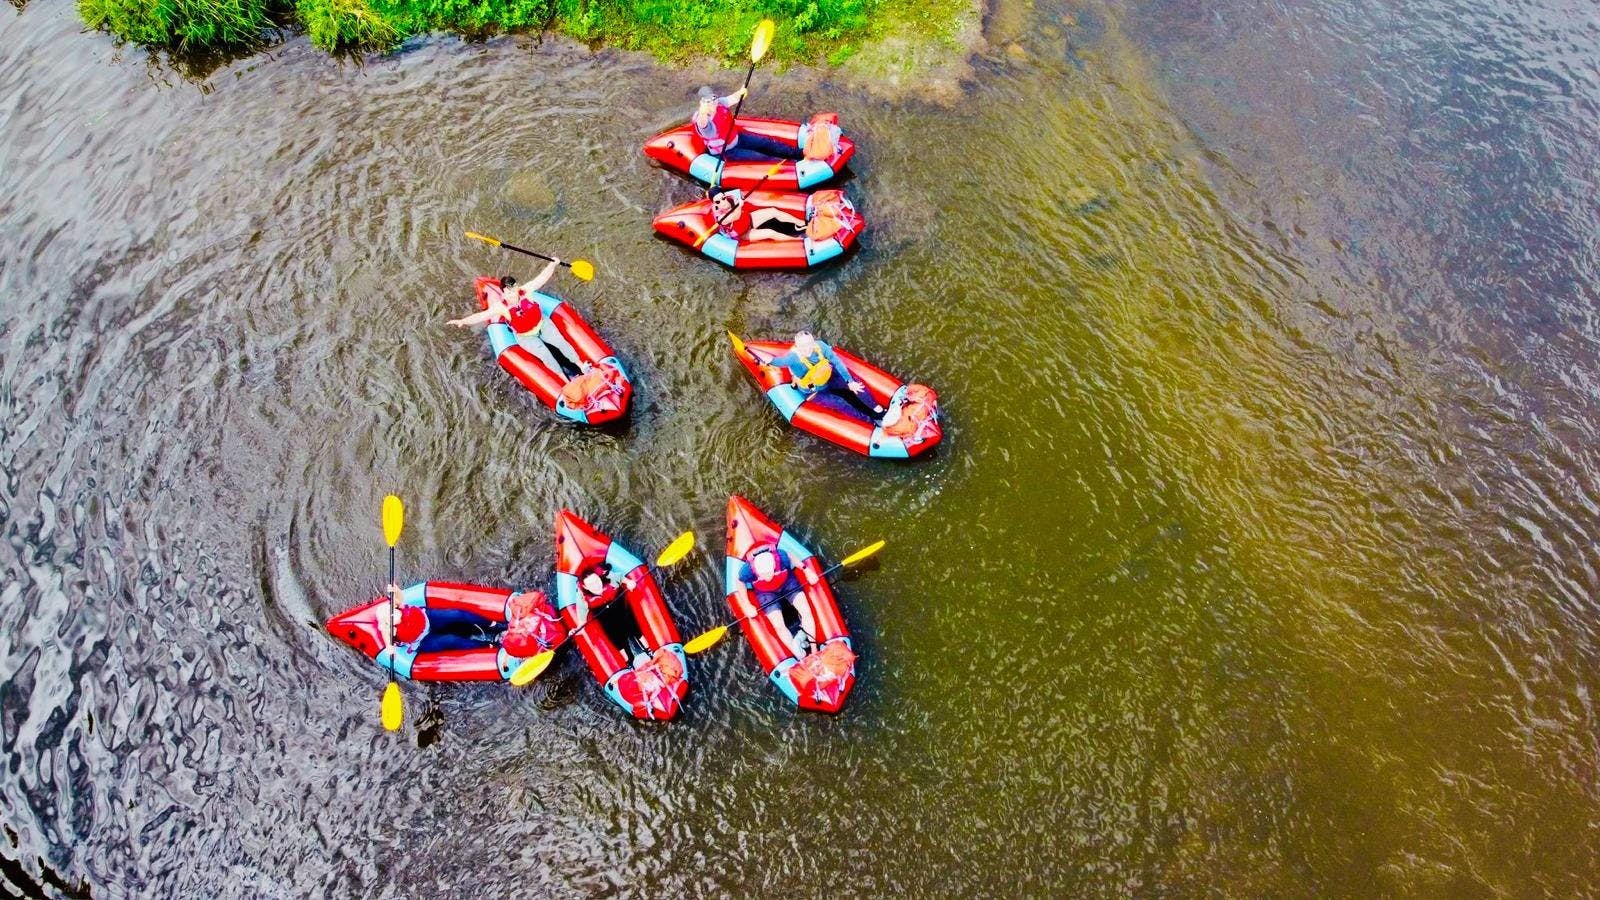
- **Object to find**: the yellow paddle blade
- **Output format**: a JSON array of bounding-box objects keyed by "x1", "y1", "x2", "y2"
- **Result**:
[
  {"x1": 683, "y1": 625, "x2": 731, "y2": 655},
  {"x1": 464, "y1": 230, "x2": 502, "y2": 247},
  {"x1": 839, "y1": 540, "x2": 886, "y2": 568},
  {"x1": 380, "y1": 681, "x2": 403, "y2": 731},
  {"x1": 382, "y1": 495, "x2": 404, "y2": 548},
  {"x1": 764, "y1": 161, "x2": 784, "y2": 177},
  {"x1": 727, "y1": 331, "x2": 746, "y2": 356},
  {"x1": 750, "y1": 19, "x2": 775, "y2": 63},
  {"x1": 570, "y1": 259, "x2": 595, "y2": 282},
  {"x1": 655, "y1": 531, "x2": 696, "y2": 567},
  {"x1": 509, "y1": 651, "x2": 555, "y2": 686}
]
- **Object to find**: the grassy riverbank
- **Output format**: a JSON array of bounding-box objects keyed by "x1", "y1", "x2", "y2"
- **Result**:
[{"x1": 79, "y1": 0, "x2": 975, "y2": 64}]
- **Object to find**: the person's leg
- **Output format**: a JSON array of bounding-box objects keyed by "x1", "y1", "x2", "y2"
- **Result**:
[
  {"x1": 427, "y1": 608, "x2": 502, "y2": 642},
  {"x1": 746, "y1": 226, "x2": 800, "y2": 242},
  {"x1": 756, "y1": 588, "x2": 805, "y2": 658},
  {"x1": 751, "y1": 208, "x2": 806, "y2": 230},
  {"x1": 720, "y1": 144, "x2": 770, "y2": 162},
  {"x1": 516, "y1": 327, "x2": 572, "y2": 377},
  {"x1": 735, "y1": 130, "x2": 804, "y2": 160},
  {"x1": 824, "y1": 372, "x2": 883, "y2": 420},
  {"x1": 791, "y1": 590, "x2": 817, "y2": 650},
  {"x1": 537, "y1": 321, "x2": 585, "y2": 378},
  {"x1": 417, "y1": 632, "x2": 488, "y2": 654}
]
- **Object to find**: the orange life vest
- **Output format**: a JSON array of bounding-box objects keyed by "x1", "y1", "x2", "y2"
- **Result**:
[
  {"x1": 806, "y1": 189, "x2": 851, "y2": 242},
  {"x1": 694, "y1": 104, "x2": 736, "y2": 155},
  {"x1": 803, "y1": 113, "x2": 840, "y2": 160},
  {"x1": 560, "y1": 367, "x2": 615, "y2": 409},
  {"x1": 502, "y1": 591, "x2": 563, "y2": 657},
  {"x1": 883, "y1": 384, "x2": 938, "y2": 439}
]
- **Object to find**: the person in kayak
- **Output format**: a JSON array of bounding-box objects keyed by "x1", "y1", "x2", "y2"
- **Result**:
[
  {"x1": 693, "y1": 86, "x2": 804, "y2": 162},
  {"x1": 710, "y1": 188, "x2": 806, "y2": 242},
  {"x1": 738, "y1": 544, "x2": 818, "y2": 659},
  {"x1": 448, "y1": 261, "x2": 586, "y2": 378},
  {"x1": 376, "y1": 584, "x2": 503, "y2": 655},
  {"x1": 569, "y1": 563, "x2": 656, "y2": 668},
  {"x1": 769, "y1": 330, "x2": 884, "y2": 421},
  {"x1": 565, "y1": 562, "x2": 637, "y2": 624}
]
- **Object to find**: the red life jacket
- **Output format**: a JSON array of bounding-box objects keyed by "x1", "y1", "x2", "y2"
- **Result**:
[
  {"x1": 746, "y1": 547, "x2": 792, "y2": 592},
  {"x1": 483, "y1": 283, "x2": 543, "y2": 334},
  {"x1": 718, "y1": 202, "x2": 754, "y2": 240},
  {"x1": 694, "y1": 104, "x2": 736, "y2": 155},
  {"x1": 393, "y1": 605, "x2": 426, "y2": 644},
  {"x1": 506, "y1": 294, "x2": 543, "y2": 334}
]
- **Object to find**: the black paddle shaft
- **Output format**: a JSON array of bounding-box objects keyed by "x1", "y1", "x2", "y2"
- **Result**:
[
  {"x1": 496, "y1": 241, "x2": 572, "y2": 269},
  {"x1": 731, "y1": 61, "x2": 756, "y2": 122},
  {"x1": 386, "y1": 546, "x2": 397, "y2": 675}
]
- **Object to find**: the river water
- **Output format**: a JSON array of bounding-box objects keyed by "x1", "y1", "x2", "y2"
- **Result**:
[{"x1": 2, "y1": 0, "x2": 1597, "y2": 894}]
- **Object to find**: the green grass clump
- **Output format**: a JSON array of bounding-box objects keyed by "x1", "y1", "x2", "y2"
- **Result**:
[
  {"x1": 550, "y1": 0, "x2": 882, "y2": 63},
  {"x1": 83, "y1": 0, "x2": 970, "y2": 62},
  {"x1": 367, "y1": 0, "x2": 554, "y2": 45},
  {"x1": 80, "y1": 0, "x2": 271, "y2": 48},
  {"x1": 297, "y1": 0, "x2": 397, "y2": 49}
]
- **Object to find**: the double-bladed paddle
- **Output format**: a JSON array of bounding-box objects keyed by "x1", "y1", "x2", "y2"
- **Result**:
[
  {"x1": 682, "y1": 540, "x2": 885, "y2": 655},
  {"x1": 380, "y1": 495, "x2": 405, "y2": 731},
  {"x1": 465, "y1": 231, "x2": 595, "y2": 282}
]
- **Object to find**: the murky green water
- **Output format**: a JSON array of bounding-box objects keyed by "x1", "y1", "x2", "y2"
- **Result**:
[{"x1": 3, "y1": 0, "x2": 1598, "y2": 894}]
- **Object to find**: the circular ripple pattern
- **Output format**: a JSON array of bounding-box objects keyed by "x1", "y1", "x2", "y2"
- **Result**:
[{"x1": 1, "y1": 0, "x2": 1597, "y2": 894}]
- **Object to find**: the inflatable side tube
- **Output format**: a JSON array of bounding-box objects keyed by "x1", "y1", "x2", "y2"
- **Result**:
[
  {"x1": 545, "y1": 300, "x2": 616, "y2": 364},
  {"x1": 571, "y1": 614, "x2": 628, "y2": 685},
  {"x1": 735, "y1": 240, "x2": 810, "y2": 269},
  {"x1": 423, "y1": 582, "x2": 512, "y2": 620},
  {"x1": 489, "y1": 324, "x2": 565, "y2": 408},
  {"x1": 628, "y1": 571, "x2": 682, "y2": 648},
  {"x1": 790, "y1": 400, "x2": 875, "y2": 456},
  {"x1": 748, "y1": 189, "x2": 807, "y2": 218},
  {"x1": 797, "y1": 556, "x2": 847, "y2": 642},
  {"x1": 410, "y1": 647, "x2": 504, "y2": 682},
  {"x1": 734, "y1": 116, "x2": 802, "y2": 145}
]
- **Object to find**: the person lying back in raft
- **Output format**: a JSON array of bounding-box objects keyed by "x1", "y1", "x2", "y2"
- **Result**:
[
  {"x1": 769, "y1": 330, "x2": 884, "y2": 421},
  {"x1": 375, "y1": 583, "x2": 503, "y2": 655},
  {"x1": 569, "y1": 563, "x2": 656, "y2": 668},
  {"x1": 693, "y1": 86, "x2": 805, "y2": 162},
  {"x1": 710, "y1": 188, "x2": 807, "y2": 243},
  {"x1": 738, "y1": 545, "x2": 819, "y2": 659},
  {"x1": 447, "y1": 259, "x2": 587, "y2": 378}
]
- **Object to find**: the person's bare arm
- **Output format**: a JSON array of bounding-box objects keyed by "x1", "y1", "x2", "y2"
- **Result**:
[
  {"x1": 446, "y1": 307, "x2": 500, "y2": 328},
  {"x1": 376, "y1": 584, "x2": 402, "y2": 649},
  {"x1": 525, "y1": 258, "x2": 560, "y2": 294}
]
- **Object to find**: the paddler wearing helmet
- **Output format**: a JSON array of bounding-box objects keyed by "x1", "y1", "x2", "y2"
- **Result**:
[
  {"x1": 691, "y1": 85, "x2": 804, "y2": 162},
  {"x1": 374, "y1": 584, "x2": 503, "y2": 655},
  {"x1": 709, "y1": 187, "x2": 806, "y2": 242},
  {"x1": 737, "y1": 544, "x2": 819, "y2": 659},
  {"x1": 446, "y1": 259, "x2": 587, "y2": 378},
  {"x1": 768, "y1": 330, "x2": 884, "y2": 421}
]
